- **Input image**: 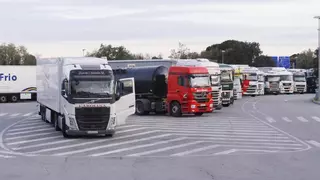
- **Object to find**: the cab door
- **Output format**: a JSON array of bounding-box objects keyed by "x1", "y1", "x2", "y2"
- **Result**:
[{"x1": 115, "y1": 78, "x2": 135, "y2": 126}]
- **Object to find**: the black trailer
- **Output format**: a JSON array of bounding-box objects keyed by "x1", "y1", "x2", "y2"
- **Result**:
[{"x1": 113, "y1": 66, "x2": 168, "y2": 115}]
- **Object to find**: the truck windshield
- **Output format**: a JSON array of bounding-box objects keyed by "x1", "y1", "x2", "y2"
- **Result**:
[
  {"x1": 258, "y1": 75, "x2": 264, "y2": 82},
  {"x1": 280, "y1": 75, "x2": 293, "y2": 81},
  {"x1": 70, "y1": 79, "x2": 114, "y2": 98},
  {"x1": 221, "y1": 72, "x2": 232, "y2": 81},
  {"x1": 267, "y1": 76, "x2": 280, "y2": 82},
  {"x1": 210, "y1": 75, "x2": 220, "y2": 86},
  {"x1": 246, "y1": 73, "x2": 257, "y2": 81},
  {"x1": 189, "y1": 75, "x2": 210, "y2": 87},
  {"x1": 294, "y1": 76, "x2": 306, "y2": 82}
]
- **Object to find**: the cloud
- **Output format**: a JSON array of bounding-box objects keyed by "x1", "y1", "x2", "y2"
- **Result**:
[{"x1": 0, "y1": 0, "x2": 319, "y2": 57}]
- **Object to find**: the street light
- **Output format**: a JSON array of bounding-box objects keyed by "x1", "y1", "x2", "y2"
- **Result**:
[
  {"x1": 314, "y1": 16, "x2": 320, "y2": 100},
  {"x1": 221, "y1": 50, "x2": 225, "y2": 64}
]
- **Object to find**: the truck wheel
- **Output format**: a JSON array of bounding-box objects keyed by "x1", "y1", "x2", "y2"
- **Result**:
[
  {"x1": 54, "y1": 114, "x2": 61, "y2": 131},
  {"x1": 0, "y1": 96, "x2": 7, "y2": 103},
  {"x1": 10, "y1": 95, "x2": 18, "y2": 103},
  {"x1": 136, "y1": 101, "x2": 146, "y2": 115},
  {"x1": 61, "y1": 117, "x2": 71, "y2": 138},
  {"x1": 194, "y1": 112, "x2": 203, "y2": 116},
  {"x1": 170, "y1": 101, "x2": 182, "y2": 117}
]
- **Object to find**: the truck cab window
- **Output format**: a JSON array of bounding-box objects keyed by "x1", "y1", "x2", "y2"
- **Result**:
[
  {"x1": 178, "y1": 76, "x2": 185, "y2": 86},
  {"x1": 122, "y1": 80, "x2": 133, "y2": 95}
]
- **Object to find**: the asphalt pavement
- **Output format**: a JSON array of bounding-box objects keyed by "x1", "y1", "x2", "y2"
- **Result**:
[{"x1": 0, "y1": 94, "x2": 319, "y2": 180}]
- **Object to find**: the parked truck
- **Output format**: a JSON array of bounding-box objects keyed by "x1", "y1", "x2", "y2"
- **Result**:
[
  {"x1": 37, "y1": 57, "x2": 135, "y2": 138},
  {"x1": 288, "y1": 69, "x2": 307, "y2": 94},
  {"x1": 242, "y1": 67, "x2": 260, "y2": 96},
  {"x1": 0, "y1": 65, "x2": 37, "y2": 103},
  {"x1": 108, "y1": 59, "x2": 222, "y2": 110},
  {"x1": 113, "y1": 65, "x2": 214, "y2": 117},
  {"x1": 218, "y1": 64, "x2": 234, "y2": 107}
]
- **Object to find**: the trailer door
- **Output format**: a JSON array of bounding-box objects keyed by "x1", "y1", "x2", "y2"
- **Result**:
[{"x1": 115, "y1": 78, "x2": 136, "y2": 126}]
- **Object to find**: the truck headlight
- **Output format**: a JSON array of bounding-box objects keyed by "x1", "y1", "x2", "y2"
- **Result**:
[
  {"x1": 191, "y1": 105, "x2": 196, "y2": 109},
  {"x1": 210, "y1": 104, "x2": 213, "y2": 107},
  {"x1": 68, "y1": 117, "x2": 77, "y2": 129}
]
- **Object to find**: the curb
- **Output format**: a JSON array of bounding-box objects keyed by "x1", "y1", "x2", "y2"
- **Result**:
[{"x1": 312, "y1": 98, "x2": 320, "y2": 105}]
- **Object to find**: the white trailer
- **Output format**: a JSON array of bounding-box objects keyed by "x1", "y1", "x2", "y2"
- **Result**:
[
  {"x1": 37, "y1": 57, "x2": 135, "y2": 138},
  {"x1": 0, "y1": 65, "x2": 37, "y2": 103}
]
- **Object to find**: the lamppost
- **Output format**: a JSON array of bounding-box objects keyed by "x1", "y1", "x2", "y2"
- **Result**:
[
  {"x1": 314, "y1": 16, "x2": 320, "y2": 100},
  {"x1": 221, "y1": 50, "x2": 225, "y2": 64}
]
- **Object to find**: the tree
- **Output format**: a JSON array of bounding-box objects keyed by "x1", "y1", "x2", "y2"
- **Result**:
[
  {"x1": 202, "y1": 40, "x2": 262, "y2": 65},
  {"x1": 169, "y1": 42, "x2": 200, "y2": 59},
  {"x1": 313, "y1": 48, "x2": 319, "y2": 77},
  {"x1": 291, "y1": 49, "x2": 315, "y2": 69},
  {"x1": 87, "y1": 44, "x2": 135, "y2": 60},
  {"x1": 252, "y1": 55, "x2": 276, "y2": 67},
  {"x1": 0, "y1": 43, "x2": 36, "y2": 65}
]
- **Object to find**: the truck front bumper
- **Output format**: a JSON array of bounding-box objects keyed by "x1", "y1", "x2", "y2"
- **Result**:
[
  {"x1": 188, "y1": 103, "x2": 214, "y2": 113},
  {"x1": 66, "y1": 129, "x2": 115, "y2": 136}
]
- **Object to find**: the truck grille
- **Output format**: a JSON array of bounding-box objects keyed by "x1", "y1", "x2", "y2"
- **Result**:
[
  {"x1": 283, "y1": 83, "x2": 291, "y2": 86},
  {"x1": 212, "y1": 90, "x2": 220, "y2": 106},
  {"x1": 75, "y1": 107, "x2": 110, "y2": 131},
  {"x1": 193, "y1": 92, "x2": 210, "y2": 103},
  {"x1": 222, "y1": 92, "x2": 230, "y2": 98}
]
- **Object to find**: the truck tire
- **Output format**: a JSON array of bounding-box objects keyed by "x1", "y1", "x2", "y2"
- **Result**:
[
  {"x1": 54, "y1": 113, "x2": 60, "y2": 131},
  {"x1": 0, "y1": 96, "x2": 7, "y2": 103},
  {"x1": 194, "y1": 112, "x2": 203, "y2": 116},
  {"x1": 170, "y1": 101, "x2": 182, "y2": 117},
  {"x1": 136, "y1": 101, "x2": 149, "y2": 115},
  {"x1": 10, "y1": 95, "x2": 18, "y2": 103},
  {"x1": 61, "y1": 117, "x2": 71, "y2": 138}
]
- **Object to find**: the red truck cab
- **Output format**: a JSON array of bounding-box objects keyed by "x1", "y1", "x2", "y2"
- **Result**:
[{"x1": 166, "y1": 66, "x2": 214, "y2": 117}]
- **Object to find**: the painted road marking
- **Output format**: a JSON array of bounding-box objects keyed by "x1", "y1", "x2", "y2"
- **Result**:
[
  {"x1": 171, "y1": 145, "x2": 221, "y2": 156},
  {"x1": 9, "y1": 113, "x2": 20, "y2": 117},
  {"x1": 306, "y1": 140, "x2": 320, "y2": 148},
  {"x1": 0, "y1": 113, "x2": 8, "y2": 117},
  {"x1": 214, "y1": 149, "x2": 237, "y2": 155},
  {"x1": 297, "y1": 117, "x2": 308, "y2": 122},
  {"x1": 127, "y1": 141, "x2": 203, "y2": 157},
  {"x1": 52, "y1": 134, "x2": 173, "y2": 156},
  {"x1": 90, "y1": 137, "x2": 188, "y2": 157},
  {"x1": 266, "y1": 117, "x2": 276, "y2": 123},
  {"x1": 282, "y1": 117, "x2": 292, "y2": 122},
  {"x1": 22, "y1": 112, "x2": 34, "y2": 117},
  {"x1": 311, "y1": 116, "x2": 320, "y2": 122}
]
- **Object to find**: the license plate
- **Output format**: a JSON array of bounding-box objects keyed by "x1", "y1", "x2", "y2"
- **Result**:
[
  {"x1": 20, "y1": 93, "x2": 31, "y2": 99},
  {"x1": 200, "y1": 104, "x2": 206, "y2": 106},
  {"x1": 87, "y1": 131, "x2": 98, "y2": 134}
]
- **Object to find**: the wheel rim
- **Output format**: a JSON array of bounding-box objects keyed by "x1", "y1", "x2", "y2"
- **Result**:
[
  {"x1": 136, "y1": 103, "x2": 143, "y2": 114},
  {"x1": 172, "y1": 105, "x2": 178, "y2": 113},
  {"x1": 12, "y1": 96, "x2": 17, "y2": 102},
  {"x1": 0, "y1": 96, "x2": 6, "y2": 102}
]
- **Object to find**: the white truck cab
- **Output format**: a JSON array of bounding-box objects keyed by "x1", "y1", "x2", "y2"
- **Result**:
[
  {"x1": 242, "y1": 67, "x2": 259, "y2": 96},
  {"x1": 37, "y1": 57, "x2": 136, "y2": 138},
  {"x1": 277, "y1": 71, "x2": 294, "y2": 94},
  {"x1": 257, "y1": 71, "x2": 265, "y2": 95},
  {"x1": 288, "y1": 69, "x2": 307, "y2": 94}
]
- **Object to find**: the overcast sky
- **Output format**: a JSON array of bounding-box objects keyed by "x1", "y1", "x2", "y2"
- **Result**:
[{"x1": 0, "y1": 0, "x2": 319, "y2": 58}]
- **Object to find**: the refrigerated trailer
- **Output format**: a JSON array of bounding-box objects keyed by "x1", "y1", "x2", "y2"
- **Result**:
[
  {"x1": 0, "y1": 65, "x2": 37, "y2": 103},
  {"x1": 37, "y1": 57, "x2": 135, "y2": 138}
]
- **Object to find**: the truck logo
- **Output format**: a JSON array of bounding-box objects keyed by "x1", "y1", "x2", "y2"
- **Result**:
[{"x1": 0, "y1": 73, "x2": 17, "y2": 81}]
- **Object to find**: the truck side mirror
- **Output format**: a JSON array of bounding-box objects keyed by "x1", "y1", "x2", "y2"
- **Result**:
[
  {"x1": 115, "y1": 81, "x2": 124, "y2": 101},
  {"x1": 61, "y1": 89, "x2": 66, "y2": 96}
]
